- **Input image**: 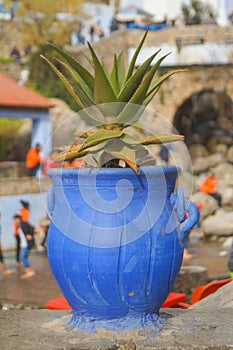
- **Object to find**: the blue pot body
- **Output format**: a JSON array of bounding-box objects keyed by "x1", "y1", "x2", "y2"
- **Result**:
[{"x1": 47, "y1": 166, "x2": 198, "y2": 332}]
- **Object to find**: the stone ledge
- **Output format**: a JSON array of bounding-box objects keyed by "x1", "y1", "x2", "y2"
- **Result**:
[
  {"x1": 0, "y1": 176, "x2": 51, "y2": 196},
  {"x1": 0, "y1": 306, "x2": 232, "y2": 350}
]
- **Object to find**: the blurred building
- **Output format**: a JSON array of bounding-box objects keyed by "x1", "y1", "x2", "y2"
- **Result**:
[{"x1": 118, "y1": 0, "x2": 233, "y2": 26}]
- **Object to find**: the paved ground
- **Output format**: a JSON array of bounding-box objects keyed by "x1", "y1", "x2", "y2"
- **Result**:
[
  {"x1": 0, "y1": 251, "x2": 61, "y2": 308},
  {"x1": 0, "y1": 282, "x2": 233, "y2": 350}
]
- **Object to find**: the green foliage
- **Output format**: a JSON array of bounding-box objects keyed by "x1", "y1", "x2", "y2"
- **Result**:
[
  {"x1": 42, "y1": 31, "x2": 185, "y2": 173},
  {"x1": 17, "y1": 0, "x2": 83, "y2": 47},
  {"x1": 0, "y1": 118, "x2": 23, "y2": 160},
  {"x1": 0, "y1": 57, "x2": 15, "y2": 63},
  {"x1": 182, "y1": 0, "x2": 215, "y2": 25}
]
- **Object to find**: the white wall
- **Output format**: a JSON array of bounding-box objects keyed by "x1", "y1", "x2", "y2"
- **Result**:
[
  {"x1": 143, "y1": 0, "x2": 182, "y2": 21},
  {"x1": 119, "y1": 0, "x2": 233, "y2": 22}
]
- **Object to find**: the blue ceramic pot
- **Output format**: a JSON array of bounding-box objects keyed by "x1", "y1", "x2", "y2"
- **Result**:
[{"x1": 47, "y1": 166, "x2": 198, "y2": 333}]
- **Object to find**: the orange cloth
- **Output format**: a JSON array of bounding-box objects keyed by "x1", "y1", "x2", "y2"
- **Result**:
[
  {"x1": 13, "y1": 221, "x2": 19, "y2": 236},
  {"x1": 18, "y1": 207, "x2": 29, "y2": 222},
  {"x1": 26, "y1": 148, "x2": 41, "y2": 169},
  {"x1": 200, "y1": 177, "x2": 217, "y2": 194},
  {"x1": 64, "y1": 159, "x2": 85, "y2": 168}
]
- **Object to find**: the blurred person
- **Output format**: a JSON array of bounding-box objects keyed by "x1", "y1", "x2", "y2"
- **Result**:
[
  {"x1": 35, "y1": 217, "x2": 50, "y2": 251},
  {"x1": 25, "y1": 143, "x2": 42, "y2": 177},
  {"x1": 10, "y1": 46, "x2": 21, "y2": 62},
  {"x1": 13, "y1": 213, "x2": 21, "y2": 266},
  {"x1": 200, "y1": 170, "x2": 222, "y2": 208},
  {"x1": 13, "y1": 200, "x2": 30, "y2": 265},
  {"x1": 18, "y1": 200, "x2": 30, "y2": 223},
  {"x1": 13, "y1": 215, "x2": 35, "y2": 279}
]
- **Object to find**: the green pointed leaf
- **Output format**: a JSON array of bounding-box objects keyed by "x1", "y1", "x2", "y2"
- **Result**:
[
  {"x1": 54, "y1": 57, "x2": 95, "y2": 107},
  {"x1": 41, "y1": 55, "x2": 103, "y2": 126},
  {"x1": 142, "y1": 86, "x2": 160, "y2": 106},
  {"x1": 83, "y1": 52, "x2": 94, "y2": 68},
  {"x1": 52, "y1": 141, "x2": 108, "y2": 162},
  {"x1": 87, "y1": 42, "x2": 117, "y2": 103},
  {"x1": 116, "y1": 51, "x2": 126, "y2": 89},
  {"x1": 115, "y1": 66, "x2": 184, "y2": 126},
  {"x1": 117, "y1": 49, "x2": 161, "y2": 102},
  {"x1": 124, "y1": 30, "x2": 148, "y2": 83},
  {"x1": 47, "y1": 42, "x2": 94, "y2": 91},
  {"x1": 140, "y1": 134, "x2": 184, "y2": 145},
  {"x1": 41, "y1": 54, "x2": 86, "y2": 110},
  {"x1": 73, "y1": 131, "x2": 96, "y2": 138},
  {"x1": 80, "y1": 129, "x2": 123, "y2": 151},
  {"x1": 117, "y1": 52, "x2": 170, "y2": 108},
  {"x1": 121, "y1": 134, "x2": 140, "y2": 145},
  {"x1": 146, "y1": 69, "x2": 187, "y2": 102},
  {"x1": 52, "y1": 145, "x2": 83, "y2": 161},
  {"x1": 113, "y1": 104, "x2": 145, "y2": 126},
  {"x1": 110, "y1": 54, "x2": 120, "y2": 95}
]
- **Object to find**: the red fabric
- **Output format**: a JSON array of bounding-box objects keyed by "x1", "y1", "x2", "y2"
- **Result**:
[
  {"x1": 46, "y1": 292, "x2": 187, "y2": 310},
  {"x1": 46, "y1": 297, "x2": 72, "y2": 310},
  {"x1": 190, "y1": 278, "x2": 233, "y2": 304},
  {"x1": 161, "y1": 292, "x2": 186, "y2": 307}
]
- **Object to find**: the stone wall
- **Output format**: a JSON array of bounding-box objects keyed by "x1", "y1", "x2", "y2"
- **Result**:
[
  {"x1": 67, "y1": 25, "x2": 233, "y2": 124},
  {"x1": 1, "y1": 22, "x2": 233, "y2": 123},
  {"x1": 0, "y1": 177, "x2": 51, "y2": 196}
]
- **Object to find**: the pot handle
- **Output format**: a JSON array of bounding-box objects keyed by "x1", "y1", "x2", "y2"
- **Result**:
[
  {"x1": 171, "y1": 188, "x2": 199, "y2": 240},
  {"x1": 180, "y1": 199, "x2": 199, "y2": 240}
]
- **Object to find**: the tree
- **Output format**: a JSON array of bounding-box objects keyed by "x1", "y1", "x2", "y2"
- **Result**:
[
  {"x1": 181, "y1": 0, "x2": 215, "y2": 25},
  {"x1": 16, "y1": 0, "x2": 84, "y2": 47}
]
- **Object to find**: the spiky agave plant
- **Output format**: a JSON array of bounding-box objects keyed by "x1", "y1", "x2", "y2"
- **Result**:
[{"x1": 41, "y1": 31, "x2": 184, "y2": 173}]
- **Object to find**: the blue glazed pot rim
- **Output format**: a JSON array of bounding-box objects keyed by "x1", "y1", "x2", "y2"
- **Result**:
[{"x1": 48, "y1": 165, "x2": 180, "y2": 178}]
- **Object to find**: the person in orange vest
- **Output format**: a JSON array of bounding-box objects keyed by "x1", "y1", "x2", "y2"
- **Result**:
[
  {"x1": 200, "y1": 170, "x2": 222, "y2": 208},
  {"x1": 13, "y1": 215, "x2": 36, "y2": 279},
  {"x1": 13, "y1": 214, "x2": 21, "y2": 266},
  {"x1": 13, "y1": 200, "x2": 30, "y2": 266},
  {"x1": 25, "y1": 143, "x2": 42, "y2": 177},
  {"x1": 18, "y1": 200, "x2": 30, "y2": 223}
]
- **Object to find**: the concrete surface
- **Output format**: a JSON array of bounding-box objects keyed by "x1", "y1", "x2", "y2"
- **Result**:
[
  {"x1": 0, "y1": 281, "x2": 232, "y2": 350},
  {"x1": 0, "y1": 252, "x2": 62, "y2": 308}
]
